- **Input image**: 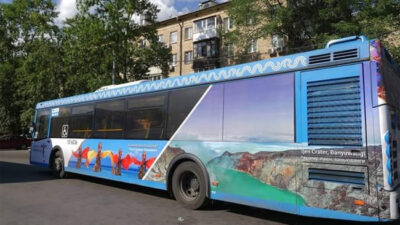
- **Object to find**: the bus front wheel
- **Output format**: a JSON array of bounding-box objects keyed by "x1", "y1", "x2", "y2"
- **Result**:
[
  {"x1": 172, "y1": 161, "x2": 209, "y2": 209},
  {"x1": 52, "y1": 150, "x2": 66, "y2": 178}
]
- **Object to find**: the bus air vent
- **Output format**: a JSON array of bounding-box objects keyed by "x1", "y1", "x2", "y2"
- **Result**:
[
  {"x1": 308, "y1": 168, "x2": 365, "y2": 186},
  {"x1": 307, "y1": 76, "x2": 362, "y2": 146},
  {"x1": 308, "y1": 53, "x2": 331, "y2": 65},
  {"x1": 333, "y1": 48, "x2": 358, "y2": 61}
]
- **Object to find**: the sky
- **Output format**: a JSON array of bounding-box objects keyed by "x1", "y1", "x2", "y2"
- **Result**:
[{"x1": 0, "y1": 0, "x2": 228, "y2": 24}]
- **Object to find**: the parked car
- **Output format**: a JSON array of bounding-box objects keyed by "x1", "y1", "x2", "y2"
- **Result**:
[{"x1": 0, "y1": 135, "x2": 31, "y2": 149}]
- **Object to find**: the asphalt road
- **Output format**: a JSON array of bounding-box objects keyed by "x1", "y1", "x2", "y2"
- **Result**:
[{"x1": 0, "y1": 150, "x2": 392, "y2": 225}]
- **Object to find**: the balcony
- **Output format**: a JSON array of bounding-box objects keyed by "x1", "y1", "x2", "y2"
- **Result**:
[
  {"x1": 193, "y1": 16, "x2": 219, "y2": 42},
  {"x1": 193, "y1": 28, "x2": 218, "y2": 42}
]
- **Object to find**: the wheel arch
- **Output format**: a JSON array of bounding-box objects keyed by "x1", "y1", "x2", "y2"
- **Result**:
[
  {"x1": 166, "y1": 153, "x2": 211, "y2": 198},
  {"x1": 49, "y1": 145, "x2": 63, "y2": 169}
]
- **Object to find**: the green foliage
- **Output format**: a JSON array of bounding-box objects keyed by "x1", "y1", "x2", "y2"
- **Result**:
[
  {"x1": 227, "y1": 0, "x2": 400, "y2": 61},
  {"x1": 75, "y1": 0, "x2": 171, "y2": 82},
  {"x1": 0, "y1": 0, "x2": 172, "y2": 134},
  {"x1": 0, "y1": 0, "x2": 60, "y2": 134}
]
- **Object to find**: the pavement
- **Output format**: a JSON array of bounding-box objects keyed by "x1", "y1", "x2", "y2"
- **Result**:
[{"x1": 0, "y1": 150, "x2": 390, "y2": 225}]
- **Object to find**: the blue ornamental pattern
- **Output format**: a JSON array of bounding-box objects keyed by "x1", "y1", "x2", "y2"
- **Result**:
[{"x1": 37, "y1": 55, "x2": 308, "y2": 109}]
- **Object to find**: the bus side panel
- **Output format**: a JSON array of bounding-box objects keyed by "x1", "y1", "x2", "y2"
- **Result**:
[
  {"x1": 145, "y1": 73, "x2": 302, "y2": 215},
  {"x1": 294, "y1": 63, "x2": 383, "y2": 221},
  {"x1": 145, "y1": 71, "x2": 381, "y2": 221}
]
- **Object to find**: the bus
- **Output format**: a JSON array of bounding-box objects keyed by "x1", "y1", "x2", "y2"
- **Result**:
[{"x1": 30, "y1": 36, "x2": 400, "y2": 222}]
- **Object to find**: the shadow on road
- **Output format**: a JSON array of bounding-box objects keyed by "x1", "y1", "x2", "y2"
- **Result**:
[
  {"x1": 73, "y1": 173, "x2": 397, "y2": 225},
  {"x1": 0, "y1": 161, "x2": 54, "y2": 184},
  {"x1": 73, "y1": 173, "x2": 172, "y2": 200},
  {"x1": 208, "y1": 200, "x2": 398, "y2": 225}
]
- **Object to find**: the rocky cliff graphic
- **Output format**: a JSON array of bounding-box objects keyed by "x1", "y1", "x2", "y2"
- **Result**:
[
  {"x1": 206, "y1": 146, "x2": 388, "y2": 218},
  {"x1": 146, "y1": 146, "x2": 185, "y2": 182},
  {"x1": 144, "y1": 140, "x2": 390, "y2": 219}
]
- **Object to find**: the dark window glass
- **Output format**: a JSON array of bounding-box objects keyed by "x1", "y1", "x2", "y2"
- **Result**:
[
  {"x1": 35, "y1": 109, "x2": 50, "y2": 140},
  {"x1": 193, "y1": 40, "x2": 218, "y2": 59},
  {"x1": 69, "y1": 104, "x2": 94, "y2": 138},
  {"x1": 167, "y1": 86, "x2": 208, "y2": 138},
  {"x1": 93, "y1": 100, "x2": 125, "y2": 139},
  {"x1": 223, "y1": 74, "x2": 294, "y2": 142},
  {"x1": 126, "y1": 94, "x2": 166, "y2": 140},
  {"x1": 50, "y1": 107, "x2": 71, "y2": 138}
]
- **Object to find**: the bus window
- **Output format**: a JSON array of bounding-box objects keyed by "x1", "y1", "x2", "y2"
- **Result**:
[
  {"x1": 50, "y1": 107, "x2": 70, "y2": 138},
  {"x1": 167, "y1": 86, "x2": 209, "y2": 139},
  {"x1": 223, "y1": 74, "x2": 294, "y2": 142},
  {"x1": 93, "y1": 100, "x2": 125, "y2": 139},
  {"x1": 126, "y1": 94, "x2": 166, "y2": 140},
  {"x1": 69, "y1": 104, "x2": 94, "y2": 138},
  {"x1": 35, "y1": 109, "x2": 50, "y2": 140}
]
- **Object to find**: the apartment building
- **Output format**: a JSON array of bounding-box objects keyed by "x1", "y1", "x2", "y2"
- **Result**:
[{"x1": 148, "y1": 0, "x2": 284, "y2": 80}]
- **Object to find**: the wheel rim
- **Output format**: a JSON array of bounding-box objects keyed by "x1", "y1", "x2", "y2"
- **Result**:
[
  {"x1": 179, "y1": 171, "x2": 200, "y2": 201},
  {"x1": 54, "y1": 157, "x2": 63, "y2": 173}
]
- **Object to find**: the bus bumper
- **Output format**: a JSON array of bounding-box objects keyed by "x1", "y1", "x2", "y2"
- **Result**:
[{"x1": 390, "y1": 187, "x2": 400, "y2": 220}]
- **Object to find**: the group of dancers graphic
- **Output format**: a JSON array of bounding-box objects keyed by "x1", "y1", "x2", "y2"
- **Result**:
[{"x1": 72, "y1": 142, "x2": 156, "y2": 179}]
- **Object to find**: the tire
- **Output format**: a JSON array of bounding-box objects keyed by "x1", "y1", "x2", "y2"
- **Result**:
[
  {"x1": 52, "y1": 151, "x2": 66, "y2": 178},
  {"x1": 172, "y1": 161, "x2": 209, "y2": 209},
  {"x1": 20, "y1": 144, "x2": 27, "y2": 150}
]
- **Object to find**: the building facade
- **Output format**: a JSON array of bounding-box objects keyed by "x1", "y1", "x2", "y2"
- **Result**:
[{"x1": 148, "y1": 0, "x2": 284, "y2": 80}]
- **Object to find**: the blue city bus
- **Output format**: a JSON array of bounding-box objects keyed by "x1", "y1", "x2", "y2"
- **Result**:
[{"x1": 30, "y1": 36, "x2": 400, "y2": 222}]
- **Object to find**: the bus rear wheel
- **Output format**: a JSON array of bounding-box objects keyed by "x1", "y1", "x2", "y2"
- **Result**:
[
  {"x1": 172, "y1": 161, "x2": 209, "y2": 209},
  {"x1": 52, "y1": 151, "x2": 66, "y2": 178}
]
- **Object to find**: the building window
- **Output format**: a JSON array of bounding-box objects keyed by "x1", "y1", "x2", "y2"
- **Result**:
[
  {"x1": 185, "y1": 51, "x2": 193, "y2": 64},
  {"x1": 170, "y1": 31, "x2": 177, "y2": 44},
  {"x1": 194, "y1": 16, "x2": 216, "y2": 33},
  {"x1": 158, "y1": 35, "x2": 164, "y2": 43},
  {"x1": 224, "y1": 43, "x2": 234, "y2": 57},
  {"x1": 172, "y1": 54, "x2": 177, "y2": 67},
  {"x1": 247, "y1": 16, "x2": 257, "y2": 25},
  {"x1": 247, "y1": 39, "x2": 258, "y2": 53},
  {"x1": 184, "y1": 27, "x2": 193, "y2": 40},
  {"x1": 194, "y1": 39, "x2": 218, "y2": 58},
  {"x1": 139, "y1": 39, "x2": 146, "y2": 48},
  {"x1": 223, "y1": 17, "x2": 233, "y2": 32},
  {"x1": 150, "y1": 75, "x2": 162, "y2": 81}
]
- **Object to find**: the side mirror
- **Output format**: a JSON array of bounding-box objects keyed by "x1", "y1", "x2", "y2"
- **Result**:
[{"x1": 29, "y1": 122, "x2": 35, "y2": 139}]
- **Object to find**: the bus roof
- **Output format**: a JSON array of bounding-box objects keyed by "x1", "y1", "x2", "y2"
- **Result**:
[{"x1": 36, "y1": 36, "x2": 371, "y2": 110}]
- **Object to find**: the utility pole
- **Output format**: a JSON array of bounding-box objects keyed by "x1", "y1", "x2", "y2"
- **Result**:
[{"x1": 177, "y1": 16, "x2": 183, "y2": 76}]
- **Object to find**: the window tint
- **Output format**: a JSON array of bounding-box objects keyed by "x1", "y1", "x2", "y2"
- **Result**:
[
  {"x1": 93, "y1": 100, "x2": 125, "y2": 139},
  {"x1": 69, "y1": 104, "x2": 94, "y2": 138},
  {"x1": 50, "y1": 107, "x2": 70, "y2": 138},
  {"x1": 167, "y1": 86, "x2": 208, "y2": 138},
  {"x1": 126, "y1": 94, "x2": 166, "y2": 140},
  {"x1": 223, "y1": 74, "x2": 294, "y2": 142},
  {"x1": 35, "y1": 109, "x2": 50, "y2": 140}
]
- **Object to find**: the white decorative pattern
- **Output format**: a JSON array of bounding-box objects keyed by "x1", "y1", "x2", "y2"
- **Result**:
[{"x1": 37, "y1": 55, "x2": 308, "y2": 109}]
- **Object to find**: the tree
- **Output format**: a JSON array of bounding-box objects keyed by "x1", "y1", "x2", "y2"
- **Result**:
[
  {"x1": 62, "y1": 15, "x2": 113, "y2": 95},
  {"x1": 75, "y1": 0, "x2": 171, "y2": 83},
  {"x1": 226, "y1": 0, "x2": 400, "y2": 63},
  {"x1": 0, "y1": 0, "x2": 61, "y2": 134}
]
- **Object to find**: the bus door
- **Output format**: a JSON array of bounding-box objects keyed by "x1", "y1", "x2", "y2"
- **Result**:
[
  {"x1": 31, "y1": 109, "x2": 52, "y2": 165},
  {"x1": 296, "y1": 63, "x2": 373, "y2": 216}
]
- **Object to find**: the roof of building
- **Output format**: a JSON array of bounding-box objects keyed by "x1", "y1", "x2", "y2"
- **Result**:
[
  {"x1": 36, "y1": 36, "x2": 371, "y2": 109},
  {"x1": 157, "y1": 1, "x2": 231, "y2": 25}
]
